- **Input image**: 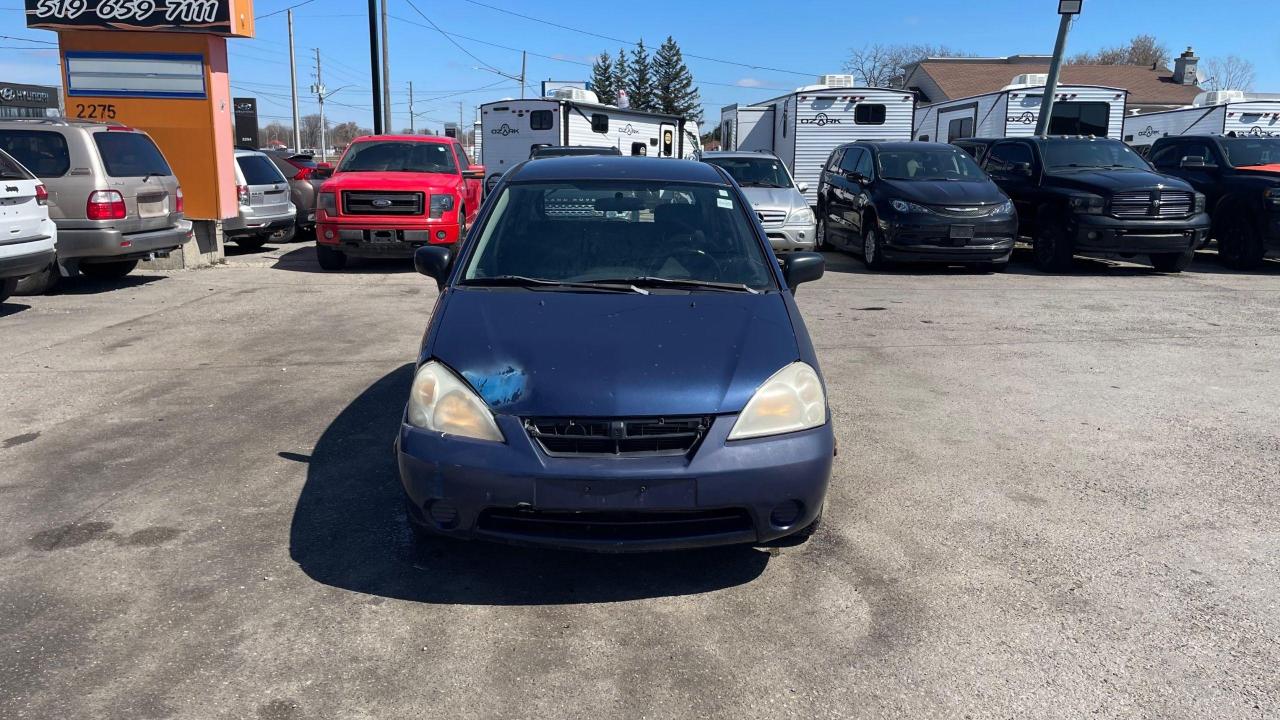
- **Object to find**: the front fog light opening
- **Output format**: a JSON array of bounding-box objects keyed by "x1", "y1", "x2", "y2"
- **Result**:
[
  {"x1": 770, "y1": 500, "x2": 805, "y2": 528},
  {"x1": 427, "y1": 501, "x2": 460, "y2": 529}
]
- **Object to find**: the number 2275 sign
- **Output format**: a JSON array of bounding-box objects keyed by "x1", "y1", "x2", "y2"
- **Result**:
[{"x1": 25, "y1": 0, "x2": 252, "y2": 36}]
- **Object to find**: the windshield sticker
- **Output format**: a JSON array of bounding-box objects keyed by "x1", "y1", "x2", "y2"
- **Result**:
[
  {"x1": 717, "y1": 198, "x2": 734, "y2": 209},
  {"x1": 718, "y1": 188, "x2": 729, "y2": 196}
]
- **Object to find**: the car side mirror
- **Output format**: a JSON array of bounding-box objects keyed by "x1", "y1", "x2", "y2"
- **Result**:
[
  {"x1": 780, "y1": 252, "x2": 824, "y2": 290},
  {"x1": 1012, "y1": 161, "x2": 1033, "y2": 176},
  {"x1": 1180, "y1": 156, "x2": 1217, "y2": 170},
  {"x1": 414, "y1": 246, "x2": 453, "y2": 289},
  {"x1": 462, "y1": 169, "x2": 484, "y2": 180},
  {"x1": 796, "y1": 182, "x2": 809, "y2": 193}
]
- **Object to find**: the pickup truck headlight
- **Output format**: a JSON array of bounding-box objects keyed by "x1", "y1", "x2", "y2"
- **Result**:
[
  {"x1": 728, "y1": 362, "x2": 827, "y2": 441},
  {"x1": 1067, "y1": 194, "x2": 1106, "y2": 215},
  {"x1": 1264, "y1": 188, "x2": 1280, "y2": 206},
  {"x1": 786, "y1": 206, "x2": 815, "y2": 226},
  {"x1": 1194, "y1": 193, "x2": 1207, "y2": 213},
  {"x1": 890, "y1": 199, "x2": 930, "y2": 214},
  {"x1": 318, "y1": 192, "x2": 337, "y2": 216},
  {"x1": 429, "y1": 194, "x2": 455, "y2": 219},
  {"x1": 406, "y1": 361, "x2": 504, "y2": 442}
]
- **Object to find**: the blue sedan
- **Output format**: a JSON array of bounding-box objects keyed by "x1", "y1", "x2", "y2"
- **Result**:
[{"x1": 397, "y1": 156, "x2": 834, "y2": 551}]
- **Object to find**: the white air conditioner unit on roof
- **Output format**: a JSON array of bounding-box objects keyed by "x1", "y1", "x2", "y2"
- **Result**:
[
  {"x1": 1007, "y1": 73, "x2": 1050, "y2": 88},
  {"x1": 1194, "y1": 90, "x2": 1247, "y2": 107},
  {"x1": 552, "y1": 87, "x2": 600, "y2": 104},
  {"x1": 817, "y1": 74, "x2": 855, "y2": 88}
]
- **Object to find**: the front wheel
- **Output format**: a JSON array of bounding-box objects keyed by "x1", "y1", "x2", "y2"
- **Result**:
[
  {"x1": 14, "y1": 261, "x2": 59, "y2": 295},
  {"x1": 315, "y1": 244, "x2": 347, "y2": 271},
  {"x1": 862, "y1": 226, "x2": 888, "y2": 270},
  {"x1": 80, "y1": 259, "x2": 138, "y2": 279},
  {"x1": 1033, "y1": 218, "x2": 1074, "y2": 273},
  {"x1": 1217, "y1": 213, "x2": 1265, "y2": 270},
  {"x1": 1151, "y1": 248, "x2": 1195, "y2": 273},
  {"x1": 816, "y1": 217, "x2": 831, "y2": 250}
]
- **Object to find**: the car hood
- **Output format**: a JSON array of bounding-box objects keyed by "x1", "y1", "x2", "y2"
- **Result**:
[
  {"x1": 427, "y1": 289, "x2": 800, "y2": 417},
  {"x1": 1043, "y1": 169, "x2": 1193, "y2": 194},
  {"x1": 321, "y1": 171, "x2": 459, "y2": 192},
  {"x1": 738, "y1": 186, "x2": 805, "y2": 212},
  {"x1": 1236, "y1": 163, "x2": 1280, "y2": 177},
  {"x1": 880, "y1": 179, "x2": 1007, "y2": 205}
]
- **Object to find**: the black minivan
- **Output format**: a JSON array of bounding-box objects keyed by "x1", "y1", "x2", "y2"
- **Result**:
[{"x1": 815, "y1": 141, "x2": 1017, "y2": 272}]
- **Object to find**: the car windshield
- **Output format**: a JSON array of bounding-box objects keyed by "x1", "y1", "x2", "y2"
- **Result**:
[
  {"x1": 704, "y1": 157, "x2": 793, "y2": 188},
  {"x1": 1042, "y1": 140, "x2": 1151, "y2": 171},
  {"x1": 1220, "y1": 137, "x2": 1280, "y2": 167},
  {"x1": 461, "y1": 180, "x2": 776, "y2": 292},
  {"x1": 877, "y1": 148, "x2": 985, "y2": 181},
  {"x1": 338, "y1": 141, "x2": 457, "y2": 174}
]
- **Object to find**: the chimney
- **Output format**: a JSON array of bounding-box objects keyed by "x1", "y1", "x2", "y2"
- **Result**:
[{"x1": 1173, "y1": 47, "x2": 1199, "y2": 86}]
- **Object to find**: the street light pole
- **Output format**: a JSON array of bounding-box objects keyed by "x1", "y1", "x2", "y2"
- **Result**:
[
  {"x1": 287, "y1": 10, "x2": 302, "y2": 153},
  {"x1": 1035, "y1": 0, "x2": 1083, "y2": 137},
  {"x1": 367, "y1": 0, "x2": 383, "y2": 134}
]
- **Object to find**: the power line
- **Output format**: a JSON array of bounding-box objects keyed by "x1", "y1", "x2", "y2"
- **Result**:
[
  {"x1": 256, "y1": 0, "x2": 318, "y2": 21},
  {"x1": 0, "y1": 34, "x2": 58, "y2": 45},
  {"x1": 402, "y1": 0, "x2": 504, "y2": 74}
]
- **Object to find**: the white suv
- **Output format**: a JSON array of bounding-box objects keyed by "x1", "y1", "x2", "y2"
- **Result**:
[{"x1": 0, "y1": 148, "x2": 56, "y2": 304}]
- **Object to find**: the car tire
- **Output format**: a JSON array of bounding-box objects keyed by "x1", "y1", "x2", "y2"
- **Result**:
[
  {"x1": 816, "y1": 217, "x2": 831, "y2": 250},
  {"x1": 236, "y1": 235, "x2": 270, "y2": 251},
  {"x1": 79, "y1": 259, "x2": 138, "y2": 279},
  {"x1": 316, "y1": 244, "x2": 347, "y2": 271},
  {"x1": 458, "y1": 207, "x2": 467, "y2": 242},
  {"x1": 862, "y1": 225, "x2": 887, "y2": 270},
  {"x1": 1033, "y1": 216, "x2": 1074, "y2": 273},
  {"x1": 0, "y1": 276, "x2": 16, "y2": 303},
  {"x1": 1217, "y1": 212, "x2": 1265, "y2": 270},
  {"x1": 14, "y1": 261, "x2": 59, "y2": 295},
  {"x1": 1151, "y1": 248, "x2": 1194, "y2": 273}
]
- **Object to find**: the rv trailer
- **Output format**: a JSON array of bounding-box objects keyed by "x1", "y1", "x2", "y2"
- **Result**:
[
  {"x1": 914, "y1": 76, "x2": 1128, "y2": 143},
  {"x1": 479, "y1": 88, "x2": 701, "y2": 191},
  {"x1": 1123, "y1": 91, "x2": 1280, "y2": 152},
  {"x1": 720, "y1": 104, "x2": 775, "y2": 152},
  {"x1": 721, "y1": 82, "x2": 915, "y2": 205}
]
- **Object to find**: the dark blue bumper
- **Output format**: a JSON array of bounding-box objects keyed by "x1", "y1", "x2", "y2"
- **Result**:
[{"x1": 396, "y1": 413, "x2": 834, "y2": 552}]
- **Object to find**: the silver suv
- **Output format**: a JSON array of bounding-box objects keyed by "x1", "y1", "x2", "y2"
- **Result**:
[
  {"x1": 225, "y1": 149, "x2": 296, "y2": 250},
  {"x1": 0, "y1": 118, "x2": 190, "y2": 292},
  {"x1": 701, "y1": 151, "x2": 817, "y2": 252}
]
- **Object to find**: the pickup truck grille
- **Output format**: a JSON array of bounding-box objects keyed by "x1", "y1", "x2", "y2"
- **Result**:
[
  {"x1": 525, "y1": 416, "x2": 711, "y2": 457},
  {"x1": 342, "y1": 191, "x2": 423, "y2": 216},
  {"x1": 756, "y1": 210, "x2": 787, "y2": 226},
  {"x1": 1111, "y1": 190, "x2": 1194, "y2": 218}
]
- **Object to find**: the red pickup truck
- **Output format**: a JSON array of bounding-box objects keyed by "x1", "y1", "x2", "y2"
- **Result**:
[{"x1": 314, "y1": 135, "x2": 484, "y2": 270}]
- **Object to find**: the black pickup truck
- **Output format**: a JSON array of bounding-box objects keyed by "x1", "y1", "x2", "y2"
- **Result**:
[
  {"x1": 1147, "y1": 135, "x2": 1280, "y2": 269},
  {"x1": 953, "y1": 136, "x2": 1210, "y2": 272}
]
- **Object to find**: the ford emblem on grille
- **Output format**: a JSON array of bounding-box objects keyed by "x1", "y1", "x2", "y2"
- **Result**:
[{"x1": 371, "y1": 198, "x2": 393, "y2": 208}]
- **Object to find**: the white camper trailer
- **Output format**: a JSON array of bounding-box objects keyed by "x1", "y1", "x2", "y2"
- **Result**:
[
  {"x1": 1123, "y1": 91, "x2": 1280, "y2": 152},
  {"x1": 914, "y1": 78, "x2": 1128, "y2": 143},
  {"x1": 722, "y1": 84, "x2": 915, "y2": 205},
  {"x1": 479, "y1": 89, "x2": 701, "y2": 191},
  {"x1": 720, "y1": 104, "x2": 775, "y2": 152},
  {"x1": 472, "y1": 118, "x2": 482, "y2": 165}
]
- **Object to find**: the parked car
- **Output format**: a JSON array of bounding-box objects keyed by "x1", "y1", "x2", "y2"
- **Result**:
[
  {"x1": 225, "y1": 149, "x2": 296, "y2": 251},
  {"x1": 399, "y1": 156, "x2": 832, "y2": 551},
  {"x1": 701, "y1": 151, "x2": 816, "y2": 253},
  {"x1": 0, "y1": 148, "x2": 56, "y2": 303},
  {"x1": 0, "y1": 118, "x2": 190, "y2": 292},
  {"x1": 264, "y1": 151, "x2": 326, "y2": 237},
  {"x1": 815, "y1": 141, "x2": 1017, "y2": 272},
  {"x1": 314, "y1": 135, "x2": 484, "y2": 271},
  {"x1": 529, "y1": 145, "x2": 622, "y2": 159},
  {"x1": 1147, "y1": 134, "x2": 1280, "y2": 269},
  {"x1": 954, "y1": 136, "x2": 1210, "y2": 273}
]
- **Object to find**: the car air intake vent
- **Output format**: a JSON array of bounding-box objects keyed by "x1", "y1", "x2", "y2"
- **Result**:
[
  {"x1": 756, "y1": 209, "x2": 787, "y2": 226},
  {"x1": 524, "y1": 416, "x2": 712, "y2": 457},
  {"x1": 929, "y1": 204, "x2": 1002, "y2": 218},
  {"x1": 477, "y1": 508, "x2": 753, "y2": 542},
  {"x1": 1111, "y1": 190, "x2": 1194, "y2": 218},
  {"x1": 342, "y1": 191, "x2": 424, "y2": 215}
]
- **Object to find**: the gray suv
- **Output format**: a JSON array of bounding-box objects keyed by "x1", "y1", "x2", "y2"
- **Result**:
[
  {"x1": 225, "y1": 149, "x2": 296, "y2": 250},
  {"x1": 0, "y1": 118, "x2": 190, "y2": 292},
  {"x1": 701, "y1": 151, "x2": 817, "y2": 252}
]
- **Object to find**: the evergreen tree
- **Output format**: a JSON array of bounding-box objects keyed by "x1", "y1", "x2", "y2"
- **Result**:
[
  {"x1": 612, "y1": 48, "x2": 630, "y2": 108},
  {"x1": 590, "y1": 52, "x2": 616, "y2": 105},
  {"x1": 627, "y1": 39, "x2": 655, "y2": 112},
  {"x1": 654, "y1": 36, "x2": 702, "y2": 124}
]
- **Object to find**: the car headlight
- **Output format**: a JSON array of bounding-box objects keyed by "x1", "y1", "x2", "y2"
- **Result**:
[
  {"x1": 890, "y1": 199, "x2": 930, "y2": 214},
  {"x1": 1067, "y1": 194, "x2": 1106, "y2": 215},
  {"x1": 318, "y1": 191, "x2": 337, "y2": 215},
  {"x1": 728, "y1": 362, "x2": 826, "y2": 441},
  {"x1": 994, "y1": 199, "x2": 1015, "y2": 215},
  {"x1": 1263, "y1": 188, "x2": 1280, "y2": 206},
  {"x1": 406, "y1": 361, "x2": 504, "y2": 442},
  {"x1": 786, "y1": 206, "x2": 815, "y2": 226},
  {"x1": 429, "y1": 193, "x2": 455, "y2": 219},
  {"x1": 1193, "y1": 192, "x2": 1207, "y2": 213}
]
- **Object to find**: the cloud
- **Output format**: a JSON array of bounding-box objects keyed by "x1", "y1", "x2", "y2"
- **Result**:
[{"x1": 735, "y1": 78, "x2": 765, "y2": 88}]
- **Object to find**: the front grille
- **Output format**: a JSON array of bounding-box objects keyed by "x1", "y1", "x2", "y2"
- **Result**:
[
  {"x1": 927, "y1": 204, "x2": 1003, "y2": 218},
  {"x1": 476, "y1": 508, "x2": 753, "y2": 542},
  {"x1": 342, "y1": 191, "x2": 423, "y2": 215},
  {"x1": 756, "y1": 209, "x2": 787, "y2": 226},
  {"x1": 524, "y1": 416, "x2": 711, "y2": 457},
  {"x1": 1111, "y1": 190, "x2": 1194, "y2": 218}
]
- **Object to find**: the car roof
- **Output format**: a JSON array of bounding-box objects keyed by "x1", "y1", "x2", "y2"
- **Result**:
[
  {"x1": 508, "y1": 156, "x2": 729, "y2": 184},
  {"x1": 348, "y1": 134, "x2": 453, "y2": 144},
  {"x1": 700, "y1": 151, "x2": 778, "y2": 159},
  {"x1": 850, "y1": 141, "x2": 957, "y2": 152},
  {"x1": 234, "y1": 148, "x2": 269, "y2": 157}
]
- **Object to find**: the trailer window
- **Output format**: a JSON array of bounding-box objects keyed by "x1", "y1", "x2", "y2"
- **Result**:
[
  {"x1": 854, "y1": 104, "x2": 886, "y2": 125},
  {"x1": 530, "y1": 110, "x2": 553, "y2": 131},
  {"x1": 947, "y1": 117, "x2": 974, "y2": 141},
  {"x1": 631, "y1": 142, "x2": 647, "y2": 156},
  {"x1": 1048, "y1": 102, "x2": 1110, "y2": 137},
  {"x1": 591, "y1": 113, "x2": 609, "y2": 133}
]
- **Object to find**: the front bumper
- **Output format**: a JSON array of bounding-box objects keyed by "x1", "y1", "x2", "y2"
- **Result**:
[
  {"x1": 1071, "y1": 212, "x2": 1210, "y2": 254},
  {"x1": 397, "y1": 414, "x2": 835, "y2": 552},
  {"x1": 56, "y1": 220, "x2": 191, "y2": 260},
  {"x1": 1266, "y1": 211, "x2": 1280, "y2": 251},
  {"x1": 316, "y1": 218, "x2": 461, "y2": 258},
  {"x1": 763, "y1": 223, "x2": 817, "y2": 252},
  {"x1": 882, "y1": 214, "x2": 1018, "y2": 263}
]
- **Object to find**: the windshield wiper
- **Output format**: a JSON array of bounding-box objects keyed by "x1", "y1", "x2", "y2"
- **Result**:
[
  {"x1": 461, "y1": 275, "x2": 645, "y2": 293},
  {"x1": 589, "y1": 276, "x2": 761, "y2": 294}
]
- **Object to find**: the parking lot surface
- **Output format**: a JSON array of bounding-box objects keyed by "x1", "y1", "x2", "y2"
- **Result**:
[{"x1": 2, "y1": 241, "x2": 1278, "y2": 719}]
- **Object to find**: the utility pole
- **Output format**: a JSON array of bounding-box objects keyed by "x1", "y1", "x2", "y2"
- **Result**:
[
  {"x1": 367, "y1": 0, "x2": 382, "y2": 134},
  {"x1": 380, "y1": 0, "x2": 392, "y2": 130},
  {"x1": 408, "y1": 81, "x2": 415, "y2": 134},
  {"x1": 312, "y1": 49, "x2": 328, "y2": 163},
  {"x1": 520, "y1": 50, "x2": 527, "y2": 99},
  {"x1": 1035, "y1": 1, "x2": 1083, "y2": 137},
  {"x1": 288, "y1": 10, "x2": 302, "y2": 152}
]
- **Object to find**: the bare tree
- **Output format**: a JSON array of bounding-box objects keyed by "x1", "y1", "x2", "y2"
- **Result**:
[
  {"x1": 1069, "y1": 34, "x2": 1170, "y2": 67},
  {"x1": 329, "y1": 121, "x2": 362, "y2": 147},
  {"x1": 1202, "y1": 55, "x2": 1256, "y2": 91},
  {"x1": 844, "y1": 43, "x2": 968, "y2": 88},
  {"x1": 299, "y1": 114, "x2": 323, "y2": 149}
]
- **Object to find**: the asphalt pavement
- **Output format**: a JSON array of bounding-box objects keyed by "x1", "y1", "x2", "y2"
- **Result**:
[{"x1": 1, "y1": 239, "x2": 1277, "y2": 719}]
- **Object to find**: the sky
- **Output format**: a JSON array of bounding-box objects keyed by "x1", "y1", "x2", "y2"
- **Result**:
[{"x1": 2, "y1": 0, "x2": 1278, "y2": 137}]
